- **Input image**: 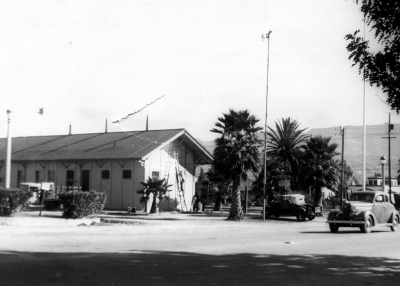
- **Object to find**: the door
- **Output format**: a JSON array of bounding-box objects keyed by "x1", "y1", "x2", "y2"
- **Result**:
[
  {"x1": 81, "y1": 170, "x2": 90, "y2": 192},
  {"x1": 373, "y1": 194, "x2": 386, "y2": 223},
  {"x1": 383, "y1": 194, "x2": 395, "y2": 223}
]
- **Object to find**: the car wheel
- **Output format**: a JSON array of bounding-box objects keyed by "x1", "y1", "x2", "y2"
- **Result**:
[
  {"x1": 391, "y1": 216, "x2": 398, "y2": 232},
  {"x1": 361, "y1": 217, "x2": 372, "y2": 233},
  {"x1": 308, "y1": 215, "x2": 316, "y2": 221},
  {"x1": 274, "y1": 211, "x2": 280, "y2": 218},
  {"x1": 296, "y1": 210, "x2": 306, "y2": 221},
  {"x1": 265, "y1": 208, "x2": 272, "y2": 218},
  {"x1": 329, "y1": 224, "x2": 339, "y2": 233}
]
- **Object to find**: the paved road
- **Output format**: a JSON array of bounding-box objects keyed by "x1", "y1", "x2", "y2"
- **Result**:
[{"x1": 1, "y1": 211, "x2": 400, "y2": 285}]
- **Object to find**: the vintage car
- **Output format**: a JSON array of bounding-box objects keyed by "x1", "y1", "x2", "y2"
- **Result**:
[
  {"x1": 327, "y1": 190, "x2": 400, "y2": 233},
  {"x1": 266, "y1": 194, "x2": 317, "y2": 221},
  {"x1": 19, "y1": 182, "x2": 58, "y2": 207}
]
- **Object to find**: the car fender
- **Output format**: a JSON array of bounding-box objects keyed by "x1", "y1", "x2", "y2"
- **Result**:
[
  {"x1": 389, "y1": 210, "x2": 400, "y2": 223},
  {"x1": 327, "y1": 210, "x2": 340, "y2": 221},
  {"x1": 360, "y1": 211, "x2": 378, "y2": 226}
]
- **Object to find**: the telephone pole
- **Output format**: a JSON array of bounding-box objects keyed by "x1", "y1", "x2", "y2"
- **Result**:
[
  {"x1": 338, "y1": 126, "x2": 345, "y2": 208},
  {"x1": 382, "y1": 113, "x2": 396, "y2": 201}
]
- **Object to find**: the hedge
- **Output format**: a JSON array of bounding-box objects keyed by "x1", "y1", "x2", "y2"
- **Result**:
[
  {"x1": 0, "y1": 187, "x2": 32, "y2": 216},
  {"x1": 58, "y1": 190, "x2": 107, "y2": 218}
]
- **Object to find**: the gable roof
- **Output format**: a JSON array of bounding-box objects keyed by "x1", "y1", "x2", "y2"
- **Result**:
[{"x1": 0, "y1": 129, "x2": 213, "y2": 164}]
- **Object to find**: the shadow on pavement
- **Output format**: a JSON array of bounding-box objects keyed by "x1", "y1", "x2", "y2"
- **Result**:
[{"x1": 0, "y1": 251, "x2": 399, "y2": 285}]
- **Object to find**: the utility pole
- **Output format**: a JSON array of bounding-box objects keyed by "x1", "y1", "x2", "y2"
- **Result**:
[
  {"x1": 261, "y1": 31, "x2": 272, "y2": 221},
  {"x1": 5, "y1": 110, "x2": 12, "y2": 188},
  {"x1": 338, "y1": 126, "x2": 345, "y2": 208},
  {"x1": 382, "y1": 113, "x2": 396, "y2": 202}
]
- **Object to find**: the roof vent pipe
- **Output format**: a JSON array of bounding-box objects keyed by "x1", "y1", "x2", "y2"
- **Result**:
[
  {"x1": 105, "y1": 118, "x2": 108, "y2": 133},
  {"x1": 69, "y1": 122, "x2": 71, "y2": 135},
  {"x1": 146, "y1": 115, "x2": 148, "y2": 131}
]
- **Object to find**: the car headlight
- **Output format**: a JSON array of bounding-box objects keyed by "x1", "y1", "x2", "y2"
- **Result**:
[{"x1": 349, "y1": 205, "x2": 358, "y2": 217}]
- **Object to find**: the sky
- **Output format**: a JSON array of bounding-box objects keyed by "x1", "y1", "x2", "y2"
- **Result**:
[{"x1": 0, "y1": 0, "x2": 398, "y2": 142}]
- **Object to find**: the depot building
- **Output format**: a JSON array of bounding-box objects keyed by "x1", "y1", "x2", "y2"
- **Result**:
[{"x1": 0, "y1": 128, "x2": 213, "y2": 212}]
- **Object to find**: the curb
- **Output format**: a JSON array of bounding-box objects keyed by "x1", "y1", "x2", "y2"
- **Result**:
[{"x1": 0, "y1": 217, "x2": 101, "y2": 227}]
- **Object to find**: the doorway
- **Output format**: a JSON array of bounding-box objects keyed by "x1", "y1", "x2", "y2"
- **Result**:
[{"x1": 81, "y1": 170, "x2": 90, "y2": 192}]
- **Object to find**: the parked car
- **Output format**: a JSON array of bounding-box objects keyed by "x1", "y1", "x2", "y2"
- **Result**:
[
  {"x1": 19, "y1": 182, "x2": 59, "y2": 209},
  {"x1": 266, "y1": 194, "x2": 316, "y2": 221},
  {"x1": 326, "y1": 190, "x2": 400, "y2": 233}
]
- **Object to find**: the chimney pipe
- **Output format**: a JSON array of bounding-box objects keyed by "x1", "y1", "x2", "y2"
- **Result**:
[
  {"x1": 69, "y1": 122, "x2": 71, "y2": 135},
  {"x1": 105, "y1": 118, "x2": 108, "y2": 133},
  {"x1": 146, "y1": 115, "x2": 148, "y2": 131}
]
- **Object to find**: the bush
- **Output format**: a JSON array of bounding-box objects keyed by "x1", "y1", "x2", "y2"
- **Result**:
[
  {"x1": 58, "y1": 190, "x2": 106, "y2": 218},
  {"x1": 0, "y1": 187, "x2": 32, "y2": 216}
]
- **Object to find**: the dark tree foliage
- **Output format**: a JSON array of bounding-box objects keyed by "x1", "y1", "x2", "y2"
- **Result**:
[
  {"x1": 137, "y1": 177, "x2": 172, "y2": 213},
  {"x1": 252, "y1": 157, "x2": 290, "y2": 201},
  {"x1": 299, "y1": 136, "x2": 340, "y2": 207},
  {"x1": 211, "y1": 109, "x2": 262, "y2": 220},
  {"x1": 267, "y1": 117, "x2": 308, "y2": 183},
  {"x1": 336, "y1": 159, "x2": 354, "y2": 193},
  {"x1": 345, "y1": 0, "x2": 400, "y2": 111}
]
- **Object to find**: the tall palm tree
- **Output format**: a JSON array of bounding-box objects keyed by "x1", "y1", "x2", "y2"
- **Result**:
[
  {"x1": 267, "y1": 118, "x2": 308, "y2": 182},
  {"x1": 299, "y1": 135, "x2": 340, "y2": 207},
  {"x1": 211, "y1": 109, "x2": 262, "y2": 220}
]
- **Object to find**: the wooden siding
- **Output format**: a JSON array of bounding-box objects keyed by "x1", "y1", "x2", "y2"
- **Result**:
[{"x1": 132, "y1": 159, "x2": 145, "y2": 210}]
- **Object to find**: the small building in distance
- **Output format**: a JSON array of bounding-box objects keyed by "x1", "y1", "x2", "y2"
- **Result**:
[
  {"x1": 0, "y1": 129, "x2": 213, "y2": 212},
  {"x1": 348, "y1": 176, "x2": 400, "y2": 194}
]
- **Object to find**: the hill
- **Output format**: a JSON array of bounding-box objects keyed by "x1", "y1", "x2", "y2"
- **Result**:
[{"x1": 196, "y1": 124, "x2": 400, "y2": 182}]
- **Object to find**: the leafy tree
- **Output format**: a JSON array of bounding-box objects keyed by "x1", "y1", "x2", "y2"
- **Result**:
[
  {"x1": 211, "y1": 109, "x2": 262, "y2": 220},
  {"x1": 267, "y1": 118, "x2": 308, "y2": 183},
  {"x1": 299, "y1": 136, "x2": 340, "y2": 207},
  {"x1": 336, "y1": 159, "x2": 354, "y2": 193},
  {"x1": 252, "y1": 157, "x2": 290, "y2": 203},
  {"x1": 137, "y1": 177, "x2": 172, "y2": 213},
  {"x1": 345, "y1": 0, "x2": 400, "y2": 111}
]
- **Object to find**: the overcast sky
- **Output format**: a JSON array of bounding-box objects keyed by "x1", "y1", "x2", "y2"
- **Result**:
[{"x1": 0, "y1": 0, "x2": 397, "y2": 141}]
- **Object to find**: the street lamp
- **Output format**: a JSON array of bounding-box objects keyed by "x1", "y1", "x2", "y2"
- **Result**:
[
  {"x1": 261, "y1": 31, "x2": 272, "y2": 221},
  {"x1": 380, "y1": 155, "x2": 386, "y2": 194}
]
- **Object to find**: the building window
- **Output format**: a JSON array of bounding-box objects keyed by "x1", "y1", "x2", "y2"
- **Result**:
[
  {"x1": 123, "y1": 170, "x2": 132, "y2": 179},
  {"x1": 102, "y1": 170, "x2": 110, "y2": 180},
  {"x1": 48, "y1": 170, "x2": 55, "y2": 182},
  {"x1": 35, "y1": 170, "x2": 43, "y2": 183},
  {"x1": 152, "y1": 171, "x2": 160, "y2": 180}
]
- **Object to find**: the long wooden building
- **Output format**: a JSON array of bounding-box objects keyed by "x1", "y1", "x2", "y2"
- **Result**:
[{"x1": 0, "y1": 129, "x2": 213, "y2": 212}]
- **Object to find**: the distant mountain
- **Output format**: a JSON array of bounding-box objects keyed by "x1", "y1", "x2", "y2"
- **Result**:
[{"x1": 196, "y1": 124, "x2": 400, "y2": 182}]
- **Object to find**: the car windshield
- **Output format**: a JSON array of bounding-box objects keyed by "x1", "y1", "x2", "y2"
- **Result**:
[{"x1": 349, "y1": 193, "x2": 374, "y2": 203}]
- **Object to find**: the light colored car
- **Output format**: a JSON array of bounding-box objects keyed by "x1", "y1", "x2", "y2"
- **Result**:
[
  {"x1": 19, "y1": 182, "x2": 55, "y2": 204},
  {"x1": 327, "y1": 190, "x2": 400, "y2": 233}
]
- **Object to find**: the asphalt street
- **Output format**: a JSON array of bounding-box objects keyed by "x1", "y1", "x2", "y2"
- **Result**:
[{"x1": 1, "y1": 211, "x2": 400, "y2": 285}]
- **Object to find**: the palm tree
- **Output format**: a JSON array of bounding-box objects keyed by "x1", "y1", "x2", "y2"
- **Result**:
[
  {"x1": 299, "y1": 135, "x2": 340, "y2": 207},
  {"x1": 137, "y1": 177, "x2": 172, "y2": 213},
  {"x1": 211, "y1": 109, "x2": 262, "y2": 220},
  {"x1": 267, "y1": 118, "x2": 308, "y2": 183}
]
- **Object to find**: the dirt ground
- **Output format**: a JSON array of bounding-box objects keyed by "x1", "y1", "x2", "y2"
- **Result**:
[{"x1": 1, "y1": 209, "x2": 400, "y2": 285}]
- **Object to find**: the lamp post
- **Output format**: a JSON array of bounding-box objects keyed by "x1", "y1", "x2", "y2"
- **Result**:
[
  {"x1": 5, "y1": 110, "x2": 12, "y2": 188},
  {"x1": 261, "y1": 31, "x2": 272, "y2": 221},
  {"x1": 380, "y1": 155, "x2": 386, "y2": 193}
]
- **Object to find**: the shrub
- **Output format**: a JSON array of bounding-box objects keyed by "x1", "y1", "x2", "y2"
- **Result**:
[
  {"x1": 0, "y1": 187, "x2": 32, "y2": 216},
  {"x1": 58, "y1": 190, "x2": 106, "y2": 218}
]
